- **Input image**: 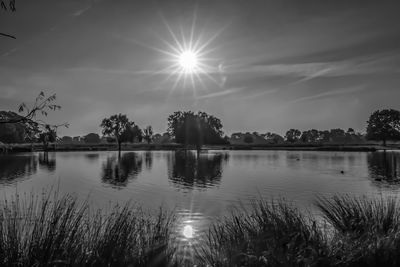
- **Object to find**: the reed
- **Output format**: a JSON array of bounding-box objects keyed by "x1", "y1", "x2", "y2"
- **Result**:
[{"x1": 0, "y1": 192, "x2": 176, "y2": 266}]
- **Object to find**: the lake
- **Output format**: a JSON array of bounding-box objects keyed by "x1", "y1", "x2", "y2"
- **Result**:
[{"x1": 1, "y1": 150, "x2": 400, "y2": 258}]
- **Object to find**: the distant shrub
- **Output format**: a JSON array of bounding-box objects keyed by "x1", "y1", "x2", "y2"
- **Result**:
[
  {"x1": 243, "y1": 135, "x2": 254, "y2": 144},
  {"x1": 84, "y1": 133, "x2": 101, "y2": 143}
]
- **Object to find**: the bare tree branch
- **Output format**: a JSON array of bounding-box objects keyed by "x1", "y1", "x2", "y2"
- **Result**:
[{"x1": 0, "y1": 32, "x2": 16, "y2": 39}]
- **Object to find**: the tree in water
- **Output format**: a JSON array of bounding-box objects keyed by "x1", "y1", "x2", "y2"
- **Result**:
[
  {"x1": 366, "y1": 109, "x2": 400, "y2": 146},
  {"x1": 38, "y1": 125, "x2": 57, "y2": 151},
  {"x1": 143, "y1": 125, "x2": 153, "y2": 144},
  {"x1": 167, "y1": 111, "x2": 226, "y2": 151},
  {"x1": 100, "y1": 114, "x2": 139, "y2": 153}
]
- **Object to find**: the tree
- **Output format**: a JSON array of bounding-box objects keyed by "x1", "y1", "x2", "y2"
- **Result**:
[
  {"x1": 83, "y1": 133, "x2": 101, "y2": 143},
  {"x1": 285, "y1": 129, "x2": 301, "y2": 143},
  {"x1": 120, "y1": 124, "x2": 142, "y2": 143},
  {"x1": 366, "y1": 109, "x2": 400, "y2": 146},
  {"x1": 329, "y1": 128, "x2": 346, "y2": 143},
  {"x1": 100, "y1": 114, "x2": 135, "y2": 153},
  {"x1": 38, "y1": 125, "x2": 57, "y2": 151},
  {"x1": 300, "y1": 129, "x2": 320, "y2": 143},
  {"x1": 0, "y1": 112, "x2": 27, "y2": 143},
  {"x1": 143, "y1": 126, "x2": 153, "y2": 144},
  {"x1": 318, "y1": 130, "x2": 331, "y2": 143},
  {"x1": 243, "y1": 135, "x2": 254, "y2": 144},
  {"x1": 167, "y1": 111, "x2": 226, "y2": 150},
  {"x1": 263, "y1": 132, "x2": 284, "y2": 144},
  {"x1": 0, "y1": 92, "x2": 68, "y2": 140},
  {"x1": 60, "y1": 136, "x2": 73, "y2": 143}
]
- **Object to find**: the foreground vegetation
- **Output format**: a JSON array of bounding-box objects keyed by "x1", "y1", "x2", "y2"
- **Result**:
[
  {"x1": 2, "y1": 193, "x2": 400, "y2": 266},
  {"x1": 0, "y1": 193, "x2": 176, "y2": 267},
  {"x1": 201, "y1": 196, "x2": 400, "y2": 267}
]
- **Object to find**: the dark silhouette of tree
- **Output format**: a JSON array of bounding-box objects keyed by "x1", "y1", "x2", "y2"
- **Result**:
[
  {"x1": 167, "y1": 111, "x2": 226, "y2": 150},
  {"x1": 0, "y1": 92, "x2": 64, "y2": 125},
  {"x1": 38, "y1": 125, "x2": 56, "y2": 151},
  {"x1": 121, "y1": 124, "x2": 142, "y2": 143},
  {"x1": 300, "y1": 129, "x2": 320, "y2": 143},
  {"x1": 329, "y1": 128, "x2": 346, "y2": 143},
  {"x1": 285, "y1": 129, "x2": 301, "y2": 143},
  {"x1": 100, "y1": 114, "x2": 136, "y2": 153},
  {"x1": 0, "y1": 114, "x2": 27, "y2": 143},
  {"x1": 0, "y1": 92, "x2": 68, "y2": 143},
  {"x1": 143, "y1": 126, "x2": 153, "y2": 144},
  {"x1": 243, "y1": 134, "x2": 254, "y2": 144},
  {"x1": 318, "y1": 130, "x2": 331, "y2": 143},
  {"x1": 347, "y1": 128, "x2": 355, "y2": 135},
  {"x1": 366, "y1": 109, "x2": 400, "y2": 146},
  {"x1": 60, "y1": 136, "x2": 73, "y2": 143},
  {"x1": 263, "y1": 132, "x2": 284, "y2": 144},
  {"x1": 83, "y1": 133, "x2": 101, "y2": 143}
]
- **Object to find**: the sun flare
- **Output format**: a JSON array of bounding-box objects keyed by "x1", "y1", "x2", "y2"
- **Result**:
[
  {"x1": 178, "y1": 50, "x2": 198, "y2": 73},
  {"x1": 150, "y1": 12, "x2": 225, "y2": 93}
]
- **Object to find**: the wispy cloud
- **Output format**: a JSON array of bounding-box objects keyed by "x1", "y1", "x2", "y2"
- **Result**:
[
  {"x1": 72, "y1": 6, "x2": 92, "y2": 17},
  {"x1": 290, "y1": 86, "x2": 365, "y2": 104},
  {"x1": 197, "y1": 87, "x2": 245, "y2": 99},
  {"x1": 223, "y1": 51, "x2": 400, "y2": 84}
]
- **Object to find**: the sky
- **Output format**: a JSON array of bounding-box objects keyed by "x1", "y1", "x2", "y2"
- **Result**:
[{"x1": 1, "y1": 0, "x2": 400, "y2": 137}]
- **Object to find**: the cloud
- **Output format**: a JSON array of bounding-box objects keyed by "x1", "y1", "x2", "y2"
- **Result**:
[
  {"x1": 72, "y1": 6, "x2": 92, "y2": 17},
  {"x1": 226, "y1": 59, "x2": 388, "y2": 82},
  {"x1": 290, "y1": 86, "x2": 365, "y2": 104},
  {"x1": 197, "y1": 87, "x2": 245, "y2": 99}
]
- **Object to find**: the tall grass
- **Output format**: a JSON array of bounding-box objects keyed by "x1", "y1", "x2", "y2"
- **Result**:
[
  {"x1": 2, "y1": 193, "x2": 400, "y2": 266},
  {"x1": 198, "y1": 200, "x2": 329, "y2": 267},
  {"x1": 0, "y1": 193, "x2": 176, "y2": 267},
  {"x1": 198, "y1": 196, "x2": 400, "y2": 267},
  {"x1": 316, "y1": 195, "x2": 400, "y2": 267}
]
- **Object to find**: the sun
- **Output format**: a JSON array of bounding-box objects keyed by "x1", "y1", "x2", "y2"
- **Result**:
[
  {"x1": 178, "y1": 50, "x2": 198, "y2": 73},
  {"x1": 148, "y1": 12, "x2": 226, "y2": 93}
]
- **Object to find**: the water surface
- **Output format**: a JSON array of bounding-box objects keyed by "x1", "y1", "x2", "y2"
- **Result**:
[{"x1": 1, "y1": 150, "x2": 400, "y2": 259}]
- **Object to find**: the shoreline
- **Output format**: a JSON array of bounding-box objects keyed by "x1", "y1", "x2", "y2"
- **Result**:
[{"x1": 2, "y1": 142, "x2": 397, "y2": 153}]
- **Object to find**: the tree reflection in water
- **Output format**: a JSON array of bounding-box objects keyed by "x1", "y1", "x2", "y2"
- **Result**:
[
  {"x1": 168, "y1": 151, "x2": 229, "y2": 190},
  {"x1": 368, "y1": 151, "x2": 400, "y2": 183},
  {"x1": 101, "y1": 152, "x2": 143, "y2": 187},
  {"x1": 0, "y1": 154, "x2": 37, "y2": 184},
  {"x1": 38, "y1": 152, "x2": 56, "y2": 172},
  {"x1": 144, "y1": 151, "x2": 153, "y2": 170}
]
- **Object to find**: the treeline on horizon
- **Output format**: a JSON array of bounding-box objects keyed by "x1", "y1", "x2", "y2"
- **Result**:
[{"x1": 1, "y1": 92, "x2": 400, "y2": 149}]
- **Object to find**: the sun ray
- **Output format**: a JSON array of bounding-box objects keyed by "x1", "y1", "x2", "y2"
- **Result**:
[{"x1": 150, "y1": 16, "x2": 229, "y2": 95}]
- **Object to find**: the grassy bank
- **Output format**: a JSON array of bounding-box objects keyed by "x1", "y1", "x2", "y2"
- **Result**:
[{"x1": 2, "y1": 193, "x2": 400, "y2": 266}]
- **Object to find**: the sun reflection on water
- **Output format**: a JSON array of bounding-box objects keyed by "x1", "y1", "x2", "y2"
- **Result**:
[
  {"x1": 183, "y1": 224, "x2": 194, "y2": 239},
  {"x1": 172, "y1": 209, "x2": 210, "y2": 264}
]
